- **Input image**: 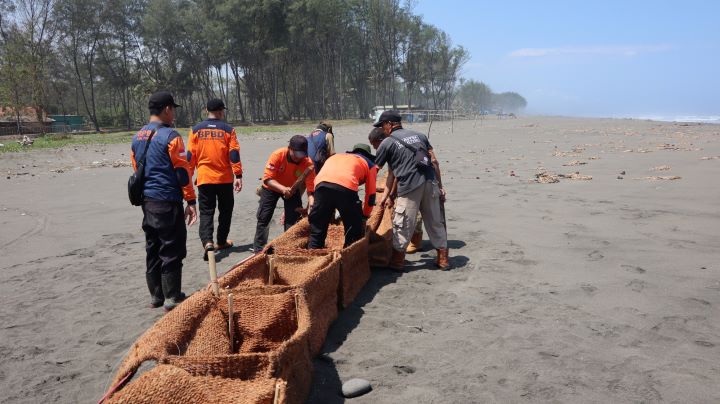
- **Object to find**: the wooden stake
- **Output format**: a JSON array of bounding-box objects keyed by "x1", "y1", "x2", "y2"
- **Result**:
[
  {"x1": 207, "y1": 247, "x2": 219, "y2": 296},
  {"x1": 267, "y1": 256, "x2": 275, "y2": 285},
  {"x1": 227, "y1": 293, "x2": 234, "y2": 353},
  {"x1": 294, "y1": 293, "x2": 300, "y2": 325},
  {"x1": 273, "y1": 381, "x2": 281, "y2": 404}
]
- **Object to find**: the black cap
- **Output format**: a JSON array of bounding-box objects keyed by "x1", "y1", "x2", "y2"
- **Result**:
[
  {"x1": 288, "y1": 135, "x2": 308, "y2": 153},
  {"x1": 207, "y1": 98, "x2": 226, "y2": 112},
  {"x1": 368, "y1": 127, "x2": 385, "y2": 143},
  {"x1": 373, "y1": 110, "x2": 402, "y2": 127},
  {"x1": 148, "y1": 91, "x2": 180, "y2": 111}
]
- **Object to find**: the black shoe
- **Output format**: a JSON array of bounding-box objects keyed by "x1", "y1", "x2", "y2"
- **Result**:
[
  {"x1": 149, "y1": 299, "x2": 164, "y2": 309},
  {"x1": 163, "y1": 292, "x2": 186, "y2": 312}
]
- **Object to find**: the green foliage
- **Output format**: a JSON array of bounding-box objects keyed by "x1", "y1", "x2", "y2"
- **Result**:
[{"x1": 0, "y1": 0, "x2": 524, "y2": 130}]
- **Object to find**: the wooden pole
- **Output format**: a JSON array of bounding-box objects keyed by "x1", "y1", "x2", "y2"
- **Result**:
[
  {"x1": 207, "y1": 247, "x2": 219, "y2": 296},
  {"x1": 227, "y1": 293, "x2": 234, "y2": 353},
  {"x1": 273, "y1": 381, "x2": 281, "y2": 404},
  {"x1": 294, "y1": 293, "x2": 300, "y2": 325},
  {"x1": 267, "y1": 256, "x2": 275, "y2": 285}
]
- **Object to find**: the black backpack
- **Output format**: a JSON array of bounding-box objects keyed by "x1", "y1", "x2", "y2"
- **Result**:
[{"x1": 128, "y1": 129, "x2": 156, "y2": 206}]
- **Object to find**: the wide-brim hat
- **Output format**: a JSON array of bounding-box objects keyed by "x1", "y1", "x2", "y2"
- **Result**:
[{"x1": 348, "y1": 143, "x2": 375, "y2": 162}]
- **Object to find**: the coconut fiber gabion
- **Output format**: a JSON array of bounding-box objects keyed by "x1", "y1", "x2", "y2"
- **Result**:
[
  {"x1": 270, "y1": 222, "x2": 371, "y2": 309},
  {"x1": 103, "y1": 288, "x2": 314, "y2": 404},
  {"x1": 366, "y1": 202, "x2": 393, "y2": 268},
  {"x1": 219, "y1": 253, "x2": 340, "y2": 356},
  {"x1": 335, "y1": 234, "x2": 371, "y2": 308}
]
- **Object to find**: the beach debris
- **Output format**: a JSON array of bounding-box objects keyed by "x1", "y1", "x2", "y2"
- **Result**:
[
  {"x1": 0, "y1": 143, "x2": 4, "y2": 147},
  {"x1": 509, "y1": 170, "x2": 516, "y2": 177},
  {"x1": 635, "y1": 176, "x2": 682, "y2": 181},
  {"x1": 657, "y1": 143, "x2": 679, "y2": 150},
  {"x1": 559, "y1": 172, "x2": 592, "y2": 180},
  {"x1": 563, "y1": 160, "x2": 587, "y2": 166},
  {"x1": 342, "y1": 378, "x2": 372, "y2": 398},
  {"x1": 112, "y1": 160, "x2": 131, "y2": 168},
  {"x1": 535, "y1": 169, "x2": 592, "y2": 183},
  {"x1": 617, "y1": 176, "x2": 623, "y2": 180},
  {"x1": 620, "y1": 171, "x2": 626, "y2": 175},
  {"x1": 50, "y1": 169, "x2": 65, "y2": 173},
  {"x1": 88, "y1": 159, "x2": 131, "y2": 168},
  {"x1": 700, "y1": 156, "x2": 720, "y2": 160},
  {"x1": 552, "y1": 147, "x2": 584, "y2": 157},
  {"x1": 650, "y1": 165, "x2": 671, "y2": 171},
  {"x1": 17, "y1": 136, "x2": 34, "y2": 146},
  {"x1": 588, "y1": 156, "x2": 599, "y2": 160},
  {"x1": 535, "y1": 171, "x2": 559, "y2": 183}
]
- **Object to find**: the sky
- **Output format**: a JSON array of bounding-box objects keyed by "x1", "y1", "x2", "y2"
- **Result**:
[{"x1": 414, "y1": 0, "x2": 720, "y2": 118}]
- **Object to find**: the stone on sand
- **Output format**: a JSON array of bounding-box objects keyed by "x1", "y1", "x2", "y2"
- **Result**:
[{"x1": 342, "y1": 378, "x2": 372, "y2": 398}]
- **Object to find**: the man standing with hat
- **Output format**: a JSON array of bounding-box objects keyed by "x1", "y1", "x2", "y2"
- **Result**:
[
  {"x1": 308, "y1": 143, "x2": 378, "y2": 249},
  {"x1": 369, "y1": 127, "x2": 424, "y2": 255},
  {"x1": 188, "y1": 98, "x2": 243, "y2": 260},
  {"x1": 131, "y1": 90, "x2": 197, "y2": 311},
  {"x1": 253, "y1": 135, "x2": 316, "y2": 252},
  {"x1": 372, "y1": 110, "x2": 450, "y2": 270}
]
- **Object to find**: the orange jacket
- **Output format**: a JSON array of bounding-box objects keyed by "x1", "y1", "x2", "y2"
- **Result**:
[
  {"x1": 314, "y1": 153, "x2": 377, "y2": 216},
  {"x1": 188, "y1": 119, "x2": 243, "y2": 186},
  {"x1": 262, "y1": 147, "x2": 316, "y2": 192}
]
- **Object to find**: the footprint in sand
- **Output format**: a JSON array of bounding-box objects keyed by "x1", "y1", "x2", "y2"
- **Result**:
[
  {"x1": 393, "y1": 365, "x2": 416, "y2": 375},
  {"x1": 580, "y1": 284, "x2": 598, "y2": 295},
  {"x1": 685, "y1": 297, "x2": 711, "y2": 307},
  {"x1": 627, "y1": 279, "x2": 645, "y2": 292},
  {"x1": 587, "y1": 250, "x2": 604, "y2": 261},
  {"x1": 694, "y1": 340, "x2": 715, "y2": 347},
  {"x1": 621, "y1": 264, "x2": 646, "y2": 274}
]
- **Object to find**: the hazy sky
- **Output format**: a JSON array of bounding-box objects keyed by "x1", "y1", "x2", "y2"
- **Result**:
[{"x1": 415, "y1": 0, "x2": 720, "y2": 117}]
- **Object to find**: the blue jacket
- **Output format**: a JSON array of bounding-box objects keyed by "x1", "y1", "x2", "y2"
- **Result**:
[{"x1": 131, "y1": 123, "x2": 196, "y2": 203}]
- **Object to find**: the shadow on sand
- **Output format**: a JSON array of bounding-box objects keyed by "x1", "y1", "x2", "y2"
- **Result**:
[{"x1": 307, "y1": 240, "x2": 469, "y2": 403}]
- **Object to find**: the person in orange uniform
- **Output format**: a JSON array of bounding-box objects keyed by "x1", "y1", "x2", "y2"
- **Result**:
[
  {"x1": 188, "y1": 98, "x2": 243, "y2": 260},
  {"x1": 253, "y1": 135, "x2": 316, "y2": 252},
  {"x1": 131, "y1": 90, "x2": 197, "y2": 311},
  {"x1": 308, "y1": 143, "x2": 377, "y2": 249}
]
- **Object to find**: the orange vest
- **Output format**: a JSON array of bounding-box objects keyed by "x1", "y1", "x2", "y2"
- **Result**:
[
  {"x1": 315, "y1": 153, "x2": 377, "y2": 216},
  {"x1": 262, "y1": 147, "x2": 316, "y2": 192},
  {"x1": 188, "y1": 119, "x2": 243, "y2": 186}
]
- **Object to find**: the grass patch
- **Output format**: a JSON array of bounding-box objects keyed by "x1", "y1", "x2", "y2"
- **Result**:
[
  {"x1": 0, "y1": 131, "x2": 135, "y2": 154},
  {"x1": 0, "y1": 119, "x2": 368, "y2": 153}
]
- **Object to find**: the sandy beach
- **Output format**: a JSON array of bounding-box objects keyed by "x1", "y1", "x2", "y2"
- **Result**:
[{"x1": 1, "y1": 116, "x2": 719, "y2": 403}]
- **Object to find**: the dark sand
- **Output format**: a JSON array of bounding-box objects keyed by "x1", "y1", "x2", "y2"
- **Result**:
[{"x1": 1, "y1": 116, "x2": 718, "y2": 403}]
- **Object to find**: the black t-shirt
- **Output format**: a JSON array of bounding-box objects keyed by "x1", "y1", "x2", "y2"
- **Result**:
[{"x1": 374, "y1": 127, "x2": 435, "y2": 196}]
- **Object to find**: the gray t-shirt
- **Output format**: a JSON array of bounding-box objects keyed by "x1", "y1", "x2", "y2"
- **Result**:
[{"x1": 374, "y1": 127, "x2": 435, "y2": 196}]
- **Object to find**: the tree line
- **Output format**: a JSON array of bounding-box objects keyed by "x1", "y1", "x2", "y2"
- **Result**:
[
  {"x1": 455, "y1": 79, "x2": 527, "y2": 115},
  {"x1": 0, "y1": 0, "x2": 526, "y2": 133}
]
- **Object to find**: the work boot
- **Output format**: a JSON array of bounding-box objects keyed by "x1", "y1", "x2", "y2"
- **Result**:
[
  {"x1": 389, "y1": 249, "x2": 406, "y2": 272},
  {"x1": 436, "y1": 248, "x2": 450, "y2": 270},
  {"x1": 406, "y1": 230, "x2": 423, "y2": 254}
]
